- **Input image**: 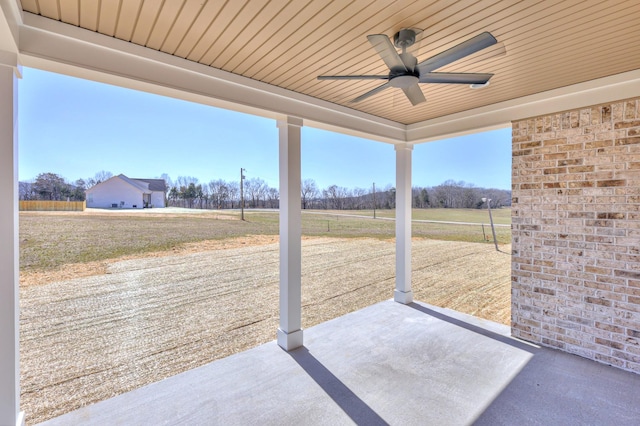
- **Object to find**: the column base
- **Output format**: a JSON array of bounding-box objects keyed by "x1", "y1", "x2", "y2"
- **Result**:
[
  {"x1": 277, "y1": 328, "x2": 303, "y2": 351},
  {"x1": 394, "y1": 290, "x2": 414, "y2": 304}
]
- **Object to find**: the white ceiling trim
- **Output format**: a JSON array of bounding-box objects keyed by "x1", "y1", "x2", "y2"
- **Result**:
[
  {"x1": 407, "y1": 69, "x2": 640, "y2": 143},
  {"x1": 0, "y1": 0, "x2": 20, "y2": 55},
  {"x1": 18, "y1": 13, "x2": 407, "y2": 144}
]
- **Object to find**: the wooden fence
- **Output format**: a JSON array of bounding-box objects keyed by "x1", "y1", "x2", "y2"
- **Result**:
[{"x1": 19, "y1": 200, "x2": 86, "y2": 211}]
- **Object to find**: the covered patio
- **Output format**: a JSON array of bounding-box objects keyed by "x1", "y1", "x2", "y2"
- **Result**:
[
  {"x1": 2, "y1": 1, "x2": 640, "y2": 425},
  {"x1": 38, "y1": 300, "x2": 640, "y2": 425}
]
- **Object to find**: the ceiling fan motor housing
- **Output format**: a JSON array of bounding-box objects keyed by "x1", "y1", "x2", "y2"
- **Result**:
[
  {"x1": 389, "y1": 75, "x2": 419, "y2": 89},
  {"x1": 394, "y1": 29, "x2": 417, "y2": 48}
]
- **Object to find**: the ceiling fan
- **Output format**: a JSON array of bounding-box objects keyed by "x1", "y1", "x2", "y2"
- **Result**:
[{"x1": 317, "y1": 29, "x2": 499, "y2": 106}]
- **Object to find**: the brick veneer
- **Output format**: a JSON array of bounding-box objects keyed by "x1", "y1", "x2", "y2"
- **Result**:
[{"x1": 511, "y1": 97, "x2": 640, "y2": 373}]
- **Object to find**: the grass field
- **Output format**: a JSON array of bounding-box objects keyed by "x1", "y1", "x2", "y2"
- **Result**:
[
  {"x1": 20, "y1": 207, "x2": 510, "y2": 273},
  {"x1": 315, "y1": 207, "x2": 512, "y2": 224}
]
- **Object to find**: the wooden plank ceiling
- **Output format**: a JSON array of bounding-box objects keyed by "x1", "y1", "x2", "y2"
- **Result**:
[{"x1": 19, "y1": 0, "x2": 640, "y2": 125}]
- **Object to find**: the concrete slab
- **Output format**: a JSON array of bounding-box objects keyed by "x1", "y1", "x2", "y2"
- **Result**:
[{"x1": 37, "y1": 300, "x2": 640, "y2": 425}]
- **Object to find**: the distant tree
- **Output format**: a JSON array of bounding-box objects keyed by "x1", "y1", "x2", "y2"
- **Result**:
[
  {"x1": 208, "y1": 179, "x2": 229, "y2": 209},
  {"x1": 461, "y1": 184, "x2": 477, "y2": 209},
  {"x1": 325, "y1": 185, "x2": 348, "y2": 209},
  {"x1": 481, "y1": 188, "x2": 512, "y2": 208},
  {"x1": 351, "y1": 187, "x2": 366, "y2": 209},
  {"x1": 383, "y1": 186, "x2": 395, "y2": 209},
  {"x1": 433, "y1": 180, "x2": 462, "y2": 208},
  {"x1": 301, "y1": 178, "x2": 318, "y2": 209},
  {"x1": 266, "y1": 187, "x2": 279, "y2": 208},
  {"x1": 176, "y1": 176, "x2": 198, "y2": 189},
  {"x1": 86, "y1": 170, "x2": 113, "y2": 188},
  {"x1": 245, "y1": 177, "x2": 267, "y2": 208},
  {"x1": 181, "y1": 183, "x2": 198, "y2": 208},
  {"x1": 95, "y1": 170, "x2": 113, "y2": 183},
  {"x1": 227, "y1": 181, "x2": 240, "y2": 208},
  {"x1": 420, "y1": 188, "x2": 429, "y2": 207},
  {"x1": 19, "y1": 181, "x2": 36, "y2": 200},
  {"x1": 70, "y1": 179, "x2": 86, "y2": 201},
  {"x1": 413, "y1": 187, "x2": 430, "y2": 208},
  {"x1": 33, "y1": 172, "x2": 67, "y2": 200},
  {"x1": 168, "y1": 187, "x2": 179, "y2": 206},
  {"x1": 195, "y1": 184, "x2": 205, "y2": 208},
  {"x1": 159, "y1": 173, "x2": 173, "y2": 190},
  {"x1": 433, "y1": 185, "x2": 447, "y2": 207}
]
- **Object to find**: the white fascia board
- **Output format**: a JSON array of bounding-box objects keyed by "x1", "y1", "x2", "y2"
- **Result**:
[
  {"x1": 0, "y1": 1, "x2": 21, "y2": 54},
  {"x1": 18, "y1": 13, "x2": 406, "y2": 145},
  {"x1": 407, "y1": 69, "x2": 640, "y2": 144}
]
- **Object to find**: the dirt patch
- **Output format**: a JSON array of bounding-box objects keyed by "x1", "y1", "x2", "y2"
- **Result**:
[{"x1": 20, "y1": 237, "x2": 510, "y2": 425}]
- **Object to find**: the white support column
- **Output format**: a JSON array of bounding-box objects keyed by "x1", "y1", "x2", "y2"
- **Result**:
[
  {"x1": 394, "y1": 144, "x2": 413, "y2": 304},
  {"x1": 0, "y1": 57, "x2": 24, "y2": 426},
  {"x1": 276, "y1": 116, "x2": 303, "y2": 350}
]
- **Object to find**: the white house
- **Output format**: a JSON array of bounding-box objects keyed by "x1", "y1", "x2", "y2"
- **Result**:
[{"x1": 86, "y1": 174, "x2": 166, "y2": 209}]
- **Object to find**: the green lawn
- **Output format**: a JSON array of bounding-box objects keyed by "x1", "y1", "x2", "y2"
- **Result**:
[
  {"x1": 299, "y1": 208, "x2": 510, "y2": 244},
  {"x1": 312, "y1": 207, "x2": 511, "y2": 225},
  {"x1": 20, "y1": 207, "x2": 511, "y2": 273}
]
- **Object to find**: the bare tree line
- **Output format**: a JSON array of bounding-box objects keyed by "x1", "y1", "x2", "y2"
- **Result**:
[
  {"x1": 20, "y1": 171, "x2": 511, "y2": 210},
  {"x1": 413, "y1": 180, "x2": 511, "y2": 209},
  {"x1": 166, "y1": 176, "x2": 280, "y2": 209},
  {"x1": 164, "y1": 175, "x2": 510, "y2": 210}
]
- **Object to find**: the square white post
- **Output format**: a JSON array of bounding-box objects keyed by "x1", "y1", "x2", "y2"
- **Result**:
[
  {"x1": 276, "y1": 116, "x2": 303, "y2": 350},
  {"x1": 0, "y1": 58, "x2": 24, "y2": 426},
  {"x1": 394, "y1": 144, "x2": 413, "y2": 304}
]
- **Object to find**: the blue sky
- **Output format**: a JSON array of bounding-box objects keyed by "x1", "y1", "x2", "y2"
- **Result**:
[{"x1": 18, "y1": 68, "x2": 511, "y2": 191}]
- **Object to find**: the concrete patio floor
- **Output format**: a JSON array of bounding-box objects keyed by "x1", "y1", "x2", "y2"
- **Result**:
[{"x1": 38, "y1": 300, "x2": 640, "y2": 425}]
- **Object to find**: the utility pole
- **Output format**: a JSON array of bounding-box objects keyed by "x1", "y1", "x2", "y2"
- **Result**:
[
  {"x1": 482, "y1": 197, "x2": 498, "y2": 251},
  {"x1": 372, "y1": 182, "x2": 376, "y2": 219},
  {"x1": 240, "y1": 168, "x2": 245, "y2": 221}
]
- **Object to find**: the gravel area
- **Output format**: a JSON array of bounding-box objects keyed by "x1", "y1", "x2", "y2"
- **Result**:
[{"x1": 20, "y1": 237, "x2": 510, "y2": 425}]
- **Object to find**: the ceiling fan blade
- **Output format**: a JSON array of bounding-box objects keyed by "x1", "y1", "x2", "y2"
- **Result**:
[
  {"x1": 318, "y1": 75, "x2": 389, "y2": 80},
  {"x1": 402, "y1": 84, "x2": 426, "y2": 106},
  {"x1": 417, "y1": 32, "x2": 497, "y2": 74},
  {"x1": 367, "y1": 34, "x2": 406, "y2": 72},
  {"x1": 351, "y1": 82, "x2": 391, "y2": 103},
  {"x1": 462, "y1": 41, "x2": 506, "y2": 66},
  {"x1": 419, "y1": 72, "x2": 493, "y2": 84}
]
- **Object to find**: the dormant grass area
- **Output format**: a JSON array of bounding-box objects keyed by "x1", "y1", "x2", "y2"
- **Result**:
[
  {"x1": 19, "y1": 208, "x2": 511, "y2": 425},
  {"x1": 316, "y1": 207, "x2": 512, "y2": 225},
  {"x1": 20, "y1": 207, "x2": 511, "y2": 275}
]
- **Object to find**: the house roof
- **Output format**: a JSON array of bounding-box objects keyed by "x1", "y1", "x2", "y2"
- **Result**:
[
  {"x1": 133, "y1": 179, "x2": 167, "y2": 192},
  {"x1": 3, "y1": 1, "x2": 640, "y2": 143},
  {"x1": 117, "y1": 175, "x2": 151, "y2": 193}
]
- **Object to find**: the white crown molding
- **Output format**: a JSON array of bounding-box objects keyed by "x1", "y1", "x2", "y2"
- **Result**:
[{"x1": 0, "y1": 0, "x2": 21, "y2": 54}]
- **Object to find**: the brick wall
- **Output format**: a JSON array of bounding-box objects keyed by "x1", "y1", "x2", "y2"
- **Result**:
[{"x1": 511, "y1": 97, "x2": 640, "y2": 373}]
